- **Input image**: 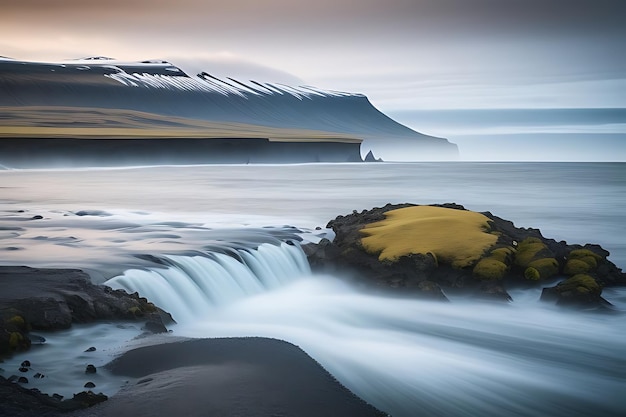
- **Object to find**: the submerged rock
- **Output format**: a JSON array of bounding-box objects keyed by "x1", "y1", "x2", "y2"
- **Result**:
[{"x1": 307, "y1": 203, "x2": 625, "y2": 307}]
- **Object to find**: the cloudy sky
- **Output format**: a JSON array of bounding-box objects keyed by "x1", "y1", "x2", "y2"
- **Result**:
[{"x1": 2, "y1": 0, "x2": 625, "y2": 110}]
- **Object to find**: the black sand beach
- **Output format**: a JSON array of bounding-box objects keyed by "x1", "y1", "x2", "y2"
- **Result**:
[
  {"x1": 74, "y1": 337, "x2": 387, "y2": 417},
  {"x1": 0, "y1": 266, "x2": 386, "y2": 416}
]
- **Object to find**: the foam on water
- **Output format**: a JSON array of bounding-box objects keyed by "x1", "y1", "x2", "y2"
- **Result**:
[
  {"x1": 98, "y1": 242, "x2": 626, "y2": 417},
  {"x1": 105, "y1": 242, "x2": 310, "y2": 322},
  {"x1": 1, "y1": 163, "x2": 625, "y2": 416}
]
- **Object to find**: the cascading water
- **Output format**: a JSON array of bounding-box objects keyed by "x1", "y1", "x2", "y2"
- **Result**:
[
  {"x1": 105, "y1": 240, "x2": 626, "y2": 417},
  {"x1": 105, "y1": 242, "x2": 310, "y2": 323}
]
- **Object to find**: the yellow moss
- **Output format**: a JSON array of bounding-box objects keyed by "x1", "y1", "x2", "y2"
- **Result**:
[
  {"x1": 521, "y1": 237, "x2": 543, "y2": 244},
  {"x1": 473, "y1": 258, "x2": 508, "y2": 280},
  {"x1": 569, "y1": 249, "x2": 602, "y2": 261},
  {"x1": 524, "y1": 267, "x2": 541, "y2": 280},
  {"x1": 489, "y1": 247, "x2": 515, "y2": 263},
  {"x1": 568, "y1": 249, "x2": 602, "y2": 273},
  {"x1": 560, "y1": 274, "x2": 600, "y2": 294},
  {"x1": 360, "y1": 206, "x2": 497, "y2": 268},
  {"x1": 514, "y1": 242, "x2": 546, "y2": 267},
  {"x1": 564, "y1": 258, "x2": 592, "y2": 275},
  {"x1": 127, "y1": 306, "x2": 143, "y2": 317},
  {"x1": 527, "y1": 258, "x2": 559, "y2": 279},
  {"x1": 7, "y1": 315, "x2": 25, "y2": 329},
  {"x1": 8, "y1": 332, "x2": 23, "y2": 349}
]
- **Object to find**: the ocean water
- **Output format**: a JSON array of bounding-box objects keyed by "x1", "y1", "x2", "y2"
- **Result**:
[
  {"x1": 389, "y1": 108, "x2": 626, "y2": 161},
  {"x1": 1, "y1": 162, "x2": 625, "y2": 417}
]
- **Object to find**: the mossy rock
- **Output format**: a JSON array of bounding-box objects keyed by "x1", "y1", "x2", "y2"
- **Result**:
[
  {"x1": 564, "y1": 258, "x2": 593, "y2": 275},
  {"x1": 8, "y1": 331, "x2": 23, "y2": 349},
  {"x1": 514, "y1": 239, "x2": 549, "y2": 267},
  {"x1": 520, "y1": 237, "x2": 542, "y2": 245},
  {"x1": 489, "y1": 247, "x2": 515, "y2": 263},
  {"x1": 142, "y1": 302, "x2": 158, "y2": 313},
  {"x1": 524, "y1": 267, "x2": 541, "y2": 281},
  {"x1": 566, "y1": 249, "x2": 600, "y2": 271},
  {"x1": 558, "y1": 274, "x2": 601, "y2": 296},
  {"x1": 360, "y1": 206, "x2": 498, "y2": 268},
  {"x1": 6, "y1": 315, "x2": 26, "y2": 330},
  {"x1": 473, "y1": 258, "x2": 508, "y2": 280},
  {"x1": 527, "y1": 258, "x2": 559, "y2": 280},
  {"x1": 127, "y1": 306, "x2": 144, "y2": 317},
  {"x1": 541, "y1": 273, "x2": 606, "y2": 307},
  {"x1": 569, "y1": 249, "x2": 602, "y2": 261}
]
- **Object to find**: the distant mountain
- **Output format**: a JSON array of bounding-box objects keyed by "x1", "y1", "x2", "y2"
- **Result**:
[{"x1": 0, "y1": 58, "x2": 457, "y2": 164}]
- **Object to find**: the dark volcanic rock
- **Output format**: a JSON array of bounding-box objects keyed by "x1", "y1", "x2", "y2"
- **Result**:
[
  {"x1": 541, "y1": 274, "x2": 612, "y2": 309},
  {"x1": 0, "y1": 266, "x2": 173, "y2": 358},
  {"x1": 308, "y1": 203, "x2": 626, "y2": 307},
  {"x1": 0, "y1": 374, "x2": 106, "y2": 416}
]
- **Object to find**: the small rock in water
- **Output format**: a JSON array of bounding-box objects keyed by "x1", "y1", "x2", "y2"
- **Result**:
[
  {"x1": 31, "y1": 215, "x2": 43, "y2": 220},
  {"x1": 33, "y1": 372, "x2": 45, "y2": 379},
  {"x1": 30, "y1": 335, "x2": 46, "y2": 344},
  {"x1": 52, "y1": 393, "x2": 64, "y2": 401},
  {"x1": 85, "y1": 364, "x2": 97, "y2": 374},
  {"x1": 17, "y1": 376, "x2": 28, "y2": 384},
  {"x1": 18, "y1": 367, "x2": 29, "y2": 373},
  {"x1": 72, "y1": 391, "x2": 108, "y2": 406},
  {"x1": 84, "y1": 381, "x2": 96, "y2": 388},
  {"x1": 21, "y1": 360, "x2": 31, "y2": 367},
  {"x1": 84, "y1": 346, "x2": 96, "y2": 352}
]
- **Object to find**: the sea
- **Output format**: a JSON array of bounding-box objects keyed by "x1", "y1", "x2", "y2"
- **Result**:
[
  {"x1": 1, "y1": 162, "x2": 625, "y2": 417},
  {"x1": 388, "y1": 108, "x2": 626, "y2": 162}
]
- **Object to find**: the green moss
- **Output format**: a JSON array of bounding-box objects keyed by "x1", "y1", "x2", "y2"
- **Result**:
[
  {"x1": 520, "y1": 237, "x2": 543, "y2": 244},
  {"x1": 127, "y1": 306, "x2": 143, "y2": 317},
  {"x1": 8, "y1": 332, "x2": 23, "y2": 349},
  {"x1": 473, "y1": 258, "x2": 508, "y2": 280},
  {"x1": 143, "y1": 302, "x2": 157, "y2": 313},
  {"x1": 527, "y1": 258, "x2": 559, "y2": 279},
  {"x1": 569, "y1": 249, "x2": 602, "y2": 261},
  {"x1": 558, "y1": 274, "x2": 601, "y2": 295},
  {"x1": 489, "y1": 247, "x2": 515, "y2": 263},
  {"x1": 514, "y1": 241, "x2": 546, "y2": 267},
  {"x1": 6, "y1": 315, "x2": 25, "y2": 329},
  {"x1": 564, "y1": 258, "x2": 592, "y2": 275},
  {"x1": 524, "y1": 267, "x2": 541, "y2": 281}
]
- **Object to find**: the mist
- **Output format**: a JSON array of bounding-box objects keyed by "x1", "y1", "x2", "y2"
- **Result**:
[{"x1": 389, "y1": 109, "x2": 626, "y2": 161}]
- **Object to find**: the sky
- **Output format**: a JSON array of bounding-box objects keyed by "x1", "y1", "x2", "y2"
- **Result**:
[{"x1": 1, "y1": 0, "x2": 626, "y2": 111}]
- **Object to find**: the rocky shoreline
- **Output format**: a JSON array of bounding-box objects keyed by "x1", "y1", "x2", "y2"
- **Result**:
[
  {"x1": 0, "y1": 266, "x2": 172, "y2": 415},
  {"x1": 1, "y1": 203, "x2": 625, "y2": 415}
]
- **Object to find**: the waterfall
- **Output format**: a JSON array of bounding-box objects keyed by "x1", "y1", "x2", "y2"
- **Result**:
[{"x1": 105, "y1": 242, "x2": 310, "y2": 323}]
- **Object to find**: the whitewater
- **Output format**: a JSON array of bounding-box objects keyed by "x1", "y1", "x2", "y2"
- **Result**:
[{"x1": 1, "y1": 162, "x2": 625, "y2": 417}]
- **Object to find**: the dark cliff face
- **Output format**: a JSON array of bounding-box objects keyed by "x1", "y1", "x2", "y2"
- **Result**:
[
  {"x1": 0, "y1": 138, "x2": 363, "y2": 168},
  {"x1": 0, "y1": 59, "x2": 458, "y2": 161}
]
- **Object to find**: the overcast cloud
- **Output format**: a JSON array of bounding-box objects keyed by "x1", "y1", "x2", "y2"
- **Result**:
[{"x1": 1, "y1": 0, "x2": 625, "y2": 109}]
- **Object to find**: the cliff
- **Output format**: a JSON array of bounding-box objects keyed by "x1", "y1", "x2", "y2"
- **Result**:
[{"x1": 0, "y1": 58, "x2": 458, "y2": 166}]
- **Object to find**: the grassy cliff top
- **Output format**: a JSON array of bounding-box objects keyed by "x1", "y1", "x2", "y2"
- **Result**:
[{"x1": 360, "y1": 206, "x2": 497, "y2": 267}]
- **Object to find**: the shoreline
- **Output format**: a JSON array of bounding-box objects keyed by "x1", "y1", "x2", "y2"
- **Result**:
[{"x1": 0, "y1": 266, "x2": 387, "y2": 416}]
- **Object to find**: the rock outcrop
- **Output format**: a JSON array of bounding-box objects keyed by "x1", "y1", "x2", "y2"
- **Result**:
[
  {"x1": 0, "y1": 266, "x2": 173, "y2": 358},
  {"x1": 305, "y1": 203, "x2": 625, "y2": 308}
]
